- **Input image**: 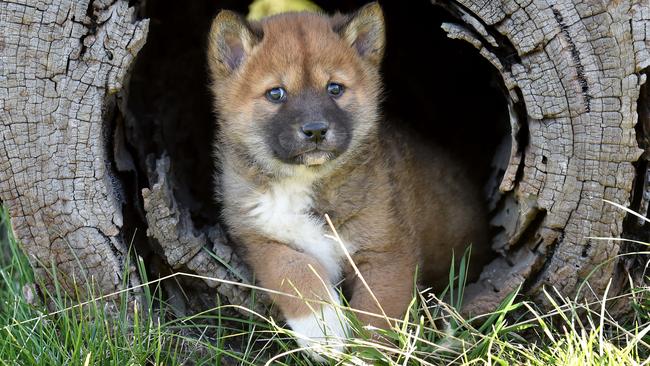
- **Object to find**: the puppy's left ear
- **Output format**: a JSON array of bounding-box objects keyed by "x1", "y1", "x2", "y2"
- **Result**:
[{"x1": 335, "y1": 2, "x2": 385, "y2": 66}]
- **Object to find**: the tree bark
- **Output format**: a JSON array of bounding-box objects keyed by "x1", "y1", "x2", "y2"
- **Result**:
[
  {"x1": 0, "y1": 0, "x2": 648, "y2": 316},
  {"x1": 441, "y1": 0, "x2": 650, "y2": 314},
  {"x1": 0, "y1": 0, "x2": 148, "y2": 299}
]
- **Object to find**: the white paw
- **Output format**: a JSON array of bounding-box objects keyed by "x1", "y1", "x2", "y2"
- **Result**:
[{"x1": 286, "y1": 303, "x2": 350, "y2": 362}]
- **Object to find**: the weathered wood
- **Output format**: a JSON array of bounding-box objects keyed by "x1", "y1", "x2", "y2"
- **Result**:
[
  {"x1": 0, "y1": 0, "x2": 148, "y2": 297},
  {"x1": 439, "y1": 0, "x2": 650, "y2": 313},
  {"x1": 142, "y1": 155, "x2": 268, "y2": 315}
]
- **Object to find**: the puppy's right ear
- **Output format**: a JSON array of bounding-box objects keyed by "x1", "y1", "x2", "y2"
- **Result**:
[
  {"x1": 208, "y1": 10, "x2": 262, "y2": 79},
  {"x1": 334, "y1": 2, "x2": 385, "y2": 66}
]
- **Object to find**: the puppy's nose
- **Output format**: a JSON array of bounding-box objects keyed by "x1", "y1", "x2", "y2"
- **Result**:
[{"x1": 300, "y1": 121, "x2": 329, "y2": 143}]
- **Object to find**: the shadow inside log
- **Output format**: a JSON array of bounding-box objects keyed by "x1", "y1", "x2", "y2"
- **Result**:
[
  {"x1": 121, "y1": 0, "x2": 512, "y2": 315},
  {"x1": 621, "y1": 67, "x2": 650, "y2": 295}
]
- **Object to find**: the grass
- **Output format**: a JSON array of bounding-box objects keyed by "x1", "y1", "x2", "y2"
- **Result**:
[{"x1": 1, "y1": 204, "x2": 649, "y2": 365}]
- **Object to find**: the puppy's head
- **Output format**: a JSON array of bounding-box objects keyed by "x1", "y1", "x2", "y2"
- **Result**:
[{"x1": 208, "y1": 3, "x2": 385, "y2": 175}]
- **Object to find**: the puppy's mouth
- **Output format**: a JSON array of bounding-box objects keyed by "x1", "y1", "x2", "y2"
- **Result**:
[
  {"x1": 271, "y1": 131, "x2": 351, "y2": 167},
  {"x1": 292, "y1": 148, "x2": 337, "y2": 166}
]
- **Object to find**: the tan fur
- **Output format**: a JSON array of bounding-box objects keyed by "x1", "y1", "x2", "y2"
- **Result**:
[
  {"x1": 207, "y1": 2, "x2": 487, "y2": 343},
  {"x1": 246, "y1": 240, "x2": 333, "y2": 318}
]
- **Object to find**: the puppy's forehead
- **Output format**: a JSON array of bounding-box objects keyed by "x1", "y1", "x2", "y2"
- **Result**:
[
  {"x1": 247, "y1": 13, "x2": 357, "y2": 86},
  {"x1": 261, "y1": 13, "x2": 337, "y2": 49}
]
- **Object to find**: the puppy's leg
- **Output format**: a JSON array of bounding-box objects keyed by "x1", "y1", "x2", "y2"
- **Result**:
[
  {"x1": 246, "y1": 241, "x2": 348, "y2": 359},
  {"x1": 348, "y1": 252, "x2": 416, "y2": 330}
]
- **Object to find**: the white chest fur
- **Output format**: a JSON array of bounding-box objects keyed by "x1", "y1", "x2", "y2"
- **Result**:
[{"x1": 243, "y1": 175, "x2": 346, "y2": 280}]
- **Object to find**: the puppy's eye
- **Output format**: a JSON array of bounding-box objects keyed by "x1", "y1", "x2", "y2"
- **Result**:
[
  {"x1": 327, "y1": 82, "x2": 344, "y2": 97},
  {"x1": 266, "y1": 87, "x2": 287, "y2": 103}
]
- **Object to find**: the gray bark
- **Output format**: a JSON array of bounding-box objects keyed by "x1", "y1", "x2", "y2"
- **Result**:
[
  {"x1": 142, "y1": 155, "x2": 267, "y2": 315},
  {"x1": 0, "y1": 0, "x2": 148, "y2": 298},
  {"x1": 0, "y1": 0, "x2": 649, "y2": 316},
  {"x1": 440, "y1": 0, "x2": 650, "y2": 314}
]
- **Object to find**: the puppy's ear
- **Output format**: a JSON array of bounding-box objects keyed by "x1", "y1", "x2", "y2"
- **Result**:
[
  {"x1": 208, "y1": 10, "x2": 262, "y2": 79},
  {"x1": 334, "y1": 2, "x2": 385, "y2": 66}
]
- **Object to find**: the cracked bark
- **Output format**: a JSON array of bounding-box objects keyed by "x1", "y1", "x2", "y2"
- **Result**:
[
  {"x1": 441, "y1": 0, "x2": 650, "y2": 314},
  {"x1": 141, "y1": 155, "x2": 267, "y2": 315},
  {"x1": 0, "y1": 0, "x2": 649, "y2": 318},
  {"x1": 0, "y1": 0, "x2": 148, "y2": 299}
]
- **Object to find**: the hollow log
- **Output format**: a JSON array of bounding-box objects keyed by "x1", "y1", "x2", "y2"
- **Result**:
[{"x1": 0, "y1": 0, "x2": 649, "y2": 317}]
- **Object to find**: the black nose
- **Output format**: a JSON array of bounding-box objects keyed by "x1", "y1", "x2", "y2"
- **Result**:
[{"x1": 300, "y1": 121, "x2": 329, "y2": 143}]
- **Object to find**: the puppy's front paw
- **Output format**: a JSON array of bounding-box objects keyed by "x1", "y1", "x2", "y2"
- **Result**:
[{"x1": 286, "y1": 304, "x2": 350, "y2": 362}]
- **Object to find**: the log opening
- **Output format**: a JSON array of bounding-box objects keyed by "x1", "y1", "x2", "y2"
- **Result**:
[
  {"x1": 121, "y1": 0, "x2": 513, "y2": 314},
  {"x1": 1, "y1": 0, "x2": 646, "y2": 322}
]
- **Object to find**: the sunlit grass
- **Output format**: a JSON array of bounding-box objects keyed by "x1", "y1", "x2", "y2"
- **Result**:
[{"x1": 0, "y1": 203, "x2": 649, "y2": 365}]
